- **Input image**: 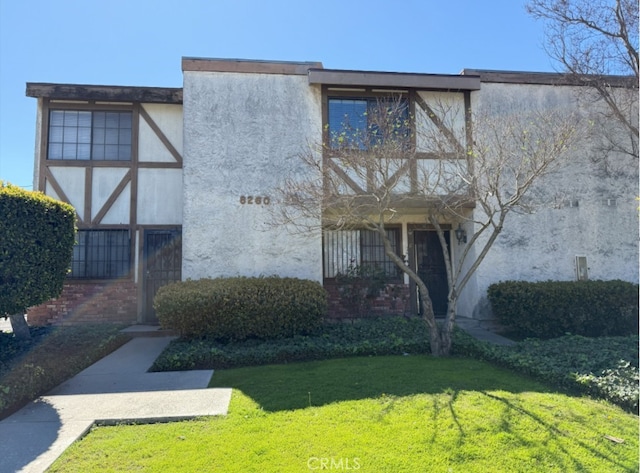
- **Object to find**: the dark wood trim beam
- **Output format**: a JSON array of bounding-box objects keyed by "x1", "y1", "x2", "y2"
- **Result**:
[
  {"x1": 326, "y1": 159, "x2": 366, "y2": 194},
  {"x1": 26, "y1": 83, "x2": 183, "y2": 104},
  {"x1": 44, "y1": 168, "x2": 83, "y2": 224},
  {"x1": 414, "y1": 95, "x2": 465, "y2": 155},
  {"x1": 93, "y1": 170, "x2": 132, "y2": 224},
  {"x1": 182, "y1": 57, "x2": 323, "y2": 75},
  {"x1": 461, "y1": 69, "x2": 637, "y2": 88},
  {"x1": 139, "y1": 105, "x2": 183, "y2": 165},
  {"x1": 309, "y1": 69, "x2": 481, "y2": 91}
]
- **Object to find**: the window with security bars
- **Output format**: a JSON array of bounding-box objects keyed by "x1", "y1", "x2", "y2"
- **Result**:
[
  {"x1": 71, "y1": 230, "x2": 131, "y2": 279},
  {"x1": 328, "y1": 97, "x2": 409, "y2": 150},
  {"x1": 323, "y1": 228, "x2": 402, "y2": 279},
  {"x1": 48, "y1": 110, "x2": 132, "y2": 161}
]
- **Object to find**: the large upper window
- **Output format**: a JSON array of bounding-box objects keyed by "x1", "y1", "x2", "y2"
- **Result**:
[
  {"x1": 70, "y1": 229, "x2": 131, "y2": 279},
  {"x1": 323, "y1": 227, "x2": 403, "y2": 280},
  {"x1": 48, "y1": 110, "x2": 132, "y2": 161},
  {"x1": 328, "y1": 97, "x2": 409, "y2": 150}
]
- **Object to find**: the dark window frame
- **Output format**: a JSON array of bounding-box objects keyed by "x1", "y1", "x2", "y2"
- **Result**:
[
  {"x1": 70, "y1": 228, "x2": 132, "y2": 280},
  {"x1": 322, "y1": 226, "x2": 403, "y2": 282},
  {"x1": 326, "y1": 90, "x2": 411, "y2": 151},
  {"x1": 47, "y1": 108, "x2": 133, "y2": 161}
]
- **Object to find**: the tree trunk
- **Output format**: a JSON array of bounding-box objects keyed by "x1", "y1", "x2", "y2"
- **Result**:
[{"x1": 9, "y1": 313, "x2": 31, "y2": 341}]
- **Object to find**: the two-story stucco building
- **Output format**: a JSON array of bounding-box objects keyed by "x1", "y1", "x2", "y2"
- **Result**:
[{"x1": 25, "y1": 57, "x2": 638, "y2": 326}]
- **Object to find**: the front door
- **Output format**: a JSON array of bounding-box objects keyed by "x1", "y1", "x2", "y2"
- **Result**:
[
  {"x1": 143, "y1": 229, "x2": 182, "y2": 323},
  {"x1": 413, "y1": 230, "x2": 449, "y2": 317}
]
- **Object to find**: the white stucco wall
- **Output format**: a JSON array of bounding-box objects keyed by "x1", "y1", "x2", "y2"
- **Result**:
[
  {"x1": 457, "y1": 82, "x2": 639, "y2": 319},
  {"x1": 182, "y1": 71, "x2": 323, "y2": 282}
]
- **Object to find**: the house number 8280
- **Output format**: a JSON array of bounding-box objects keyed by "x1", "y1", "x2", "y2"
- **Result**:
[{"x1": 240, "y1": 195, "x2": 270, "y2": 205}]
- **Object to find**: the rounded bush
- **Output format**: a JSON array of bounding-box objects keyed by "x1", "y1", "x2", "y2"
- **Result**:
[
  {"x1": 154, "y1": 276, "x2": 327, "y2": 340},
  {"x1": 488, "y1": 280, "x2": 639, "y2": 339}
]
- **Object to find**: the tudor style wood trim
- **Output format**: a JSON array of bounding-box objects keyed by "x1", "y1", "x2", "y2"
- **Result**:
[
  {"x1": 310, "y1": 69, "x2": 481, "y2": 91},
  {"x1": 27, "y1": 83, "x2": 183, "y2": 104},
  {"x1": 414, "y1": 94, "x2": 465, "y2": 155},
  {"x1": 182, "y1": 57, "x2": 323, "y2": 75},
  {"x1": 139, "y1": 105, "x2": 183, "y2": 164},
  {"x1": 325, "y1": 159, "x2": 366, "y2": 194},
  {"x1": 92, "y1": 170, "x2": 132, "y2": 224},
  {"x1": 44, "y1": 168, "x2": 83, "y2": 224},
  {"x1": 84, "y1": 167, "x2": 92, "y2": 225}
]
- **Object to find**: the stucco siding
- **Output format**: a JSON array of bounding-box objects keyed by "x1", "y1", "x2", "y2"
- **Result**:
[
  {"x1": 460, "y1": 82, "x2": 639, "y2": 319},
  {"x1": 182, "y1": 71, "x2": 323, "y2": 282}
]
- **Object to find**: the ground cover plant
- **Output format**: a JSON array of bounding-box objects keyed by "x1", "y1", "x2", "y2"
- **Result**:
[
  {"x1": 49, "y1": 355, "x2": 638, "y2": 472},
  {"x1": 0, "y1": 324, "x2": 130, "y2": 419},
  {"x1": 455, "y1": 332, "x2": 639, "y2": 413},
  {"x1": 152, "y1": 316, "x2": 638, "y2": 412}
]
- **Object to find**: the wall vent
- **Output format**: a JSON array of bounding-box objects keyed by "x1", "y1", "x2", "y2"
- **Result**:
[{"x1": 575, "y1": 255, "x2": 589, "y2": 281}]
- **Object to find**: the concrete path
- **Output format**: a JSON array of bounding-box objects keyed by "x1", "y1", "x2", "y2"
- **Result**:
[{"x1": 0, "y1": 336, "x2": 232, "y2": 473}]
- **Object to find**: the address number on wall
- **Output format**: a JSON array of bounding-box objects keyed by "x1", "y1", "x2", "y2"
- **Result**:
[{"x1": 240, "y1": 195, "x2": 270, "y2": 205}]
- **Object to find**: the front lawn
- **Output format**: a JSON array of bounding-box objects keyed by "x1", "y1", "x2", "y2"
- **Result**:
[{"x1": 49, "y1": 355, "x2": 638, "y2": 472}]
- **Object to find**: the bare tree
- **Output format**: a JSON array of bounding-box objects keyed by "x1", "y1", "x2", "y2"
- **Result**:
[
  {"x1": 277, "y1": 97, "x2": 580, "y2": 356},
  {"x1": 527, "y1": 0, "x2": 639, "y2": 161}
]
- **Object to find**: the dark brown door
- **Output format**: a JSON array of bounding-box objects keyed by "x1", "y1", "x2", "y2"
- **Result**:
[
  {"x1": 143, "y1": 229, "x2": 182, "y2": 323},
  {"x1": 414, "y1": 230, "x2": 449, "y2": 317}
]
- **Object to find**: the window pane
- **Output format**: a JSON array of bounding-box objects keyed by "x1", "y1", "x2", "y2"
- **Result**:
[
  {"x1": 118, "y1": 145, "x2": 131, "y2": 160},
  {"x1": 92, "y1": 144, "x2": 105, "y2": 160},
  {"x1": 77, "y1": 144, "x2": 91, "y2": 160},
  {"x1": 77, "y1": 126, "x2": 91, "y2": 144},
  {"x1": 48, "y1": 143, "x2": 63, "y2": 160},
  {"x1": 64, "y1": 111, "x2": 78, "y2": 127},
  {"x1": 105, "y1": 128, "x2": 119, "y2": 145},
  {"x1": 70, "y1": 229, "x2": 131, "y2": 279},
  {"x1": 93, "y1": 112, "x2": 106, "y2": 128},
  {"x1": 105, "y1": 112, "x2": 119, "y2": 128},
  {"x1": 77, "y1": 112, "x2": 92, "y2": 127},
  {"x1": 62, "y1": 143, "x2": 77, "y2": 159},
  {"x1": 49, "y1": 126, "x2": 63, "y2": 143},
  {"x1": 49, "y1": 111, "x2": 65, "y2": 127},
  {"x1": 104, "y1": 144, "x2": 118, "y2": 159},
  {"x1": 63, "y1": 126, "x2": 78, "y2": 143}
]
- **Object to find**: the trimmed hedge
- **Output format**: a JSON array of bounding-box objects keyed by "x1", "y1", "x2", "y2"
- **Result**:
[
  {"x1": 0, "y1": 181, "x2": 76, "y2": 315},
  {"x1": 154, "y1": 276, "x2": 327, "y2": 340},
  {"x1": 488, "y1": 280, "x2": 638, "y2": 339}
]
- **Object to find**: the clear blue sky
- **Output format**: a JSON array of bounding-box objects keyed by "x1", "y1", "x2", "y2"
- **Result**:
[{"x1": 0, "y1": 0, "x2": 554, "y2": 189}]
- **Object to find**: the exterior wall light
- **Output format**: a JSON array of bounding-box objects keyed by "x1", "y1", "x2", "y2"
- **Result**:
[{"x1": 455, "y1": 224, "x2": 467, "y2": 245}]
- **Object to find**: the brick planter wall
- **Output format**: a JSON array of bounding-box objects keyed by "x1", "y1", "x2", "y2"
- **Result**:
[
  {"x1": 325, "y1": 282, "x2": 411, "y2": 320},
  {"x1": 27, "y1": 280, "x2": 138, "y2": 326}
]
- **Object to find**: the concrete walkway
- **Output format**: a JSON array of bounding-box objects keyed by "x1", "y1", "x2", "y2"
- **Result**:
[{"x1": 0, "y1": 336, "x2": 232, "y2": 473}]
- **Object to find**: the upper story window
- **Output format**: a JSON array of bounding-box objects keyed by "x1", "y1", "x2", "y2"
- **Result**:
[
  {"x1": 48, "y1": 110, "x2": 132, "y2": 161},
  {"x1": 328, "y1": 97, "x2": 409, "y2": 150}
]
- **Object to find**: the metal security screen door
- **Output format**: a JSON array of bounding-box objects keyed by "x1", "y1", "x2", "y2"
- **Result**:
[
  {"x1": 143, "y1": 229, "x2": 182, "y2": 323},
  {"x1": 414, "y1": 230, "x2": 450, "y2": 317}
]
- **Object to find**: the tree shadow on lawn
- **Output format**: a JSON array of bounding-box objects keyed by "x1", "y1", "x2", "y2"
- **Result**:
[{"x1": 208, "y1": 354, "x2": 554, "y2": 412}]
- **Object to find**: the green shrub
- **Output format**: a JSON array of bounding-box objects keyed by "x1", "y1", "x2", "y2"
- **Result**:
[
  {"x1": 335, "y1": 264, "x2": 389, "y2": 316},
  {"x1": 488, "y1": 280, "x2": 638, "y2": 339},
  {"x1": 0, "y1": 182, "x2": 76, "y2": 316},
  {"x1": 154, "y1": 276, "x2": 328, "y2": 340},
  {"x1": 0, "y1": 324, "x2": 130, "y2": 419}
]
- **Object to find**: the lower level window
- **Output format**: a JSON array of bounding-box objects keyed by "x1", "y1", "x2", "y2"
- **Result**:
[
  {"x1": 323, "y1": 228, "x2": 402, "y2": 279},
  {"x1": 71, "y1": 229, "x2": 131, "y2": 279}
]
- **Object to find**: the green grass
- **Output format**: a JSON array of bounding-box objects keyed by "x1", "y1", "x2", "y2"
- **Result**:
[{"x1": 49, "y1": 355, "x2": 638, "y2": 472}]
